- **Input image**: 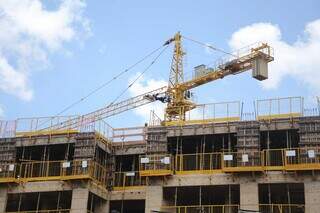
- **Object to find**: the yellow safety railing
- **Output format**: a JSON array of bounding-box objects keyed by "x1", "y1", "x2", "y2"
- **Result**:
[
  {"x1": 0, "y1": 163, "x2": 18, "y2": 182},
  {"x1": 113, "y1": 171, "x2": 146, "y2": 190},
  {"x1": 12, "y1": 116, "x2": 113, "y2": 141},
  {"x1": 139, "y1": 154, "x2": 173, "y2": 176},
  {"x1": 264, "y1": 149, "x2": 285, "y2": 170},
  {"x1": 256, "y1": 96, "x2": 303, "y2": 120},
  {"x1": 0, "y1": 160, "x2": 108, "y2": 186},
  {"x1": 164, "y1": 101, "x2": 240, "y2": 126},
  {"x1": 259, "y1": 204, "x2": 305, "y2": 213},
  {"x1": 175, "y1": 153, "x2": 222, "y2": 174},
  {"x1": 173, "y1": 147, "x2": 320, "y2": 174},
  {"x1": 285, "y1": 147, "x2": 320, "y2": 170},
  {"x1": 6, "y1": 210, "x2": 70, "y2": 213},
  {"x1": 222, "y1": 151, "x2": 264, "y2": 172},
  {"x1": 161, "y1": 205, "x2": 240, "y2": 213}
]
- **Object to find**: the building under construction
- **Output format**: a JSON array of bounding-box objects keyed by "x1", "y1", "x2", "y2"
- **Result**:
[{"x1": 0, "y1": 33, "x2": 320, "y2": 213}]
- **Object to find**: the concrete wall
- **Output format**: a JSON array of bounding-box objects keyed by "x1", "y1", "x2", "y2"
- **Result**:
[
  {"x1": 240, "y1": 182, "x2": 259, "y2": 211},
  {"x1": 145, "y1": 185, "x2": 163, "y2": 213},
  {"x1": 0, "y1": 187, "x2": 8, "y2": 213},
  {"x1": 305, "y1": 181, "x2": 320, "y2": 213},
  {"x1": 70, "y1": 188, "x2": 89, "y2": 213},
  {"x1": 95, "y1": 199, "x2": 109, "y2": 213}
]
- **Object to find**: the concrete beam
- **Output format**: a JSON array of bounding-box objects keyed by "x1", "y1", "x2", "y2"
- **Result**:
[
  {"x1": 110, "y1": 188, "x2": 146, "y2": 200},
  {"x1": 8, "y1": 181, "x2": 72, "y2": 194}
]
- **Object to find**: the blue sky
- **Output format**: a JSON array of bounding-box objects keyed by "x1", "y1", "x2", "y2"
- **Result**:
[{"x1": 0, "y1": 0, "x2": 320, "y2": 128}]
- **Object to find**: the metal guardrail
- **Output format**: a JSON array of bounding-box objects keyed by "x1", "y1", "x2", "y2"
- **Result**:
[
  {"x1": 6, "y1": 210, "x2": 70, "y2": 213},
  {"x1": 259, "y1": 204, "x2": 305, "y2": 213},
  {"x1": 174, "y1": 147, "x2": 320, "y2": 173},
  {"x1": 161, "y1": 204, "x2": 240, "y2": 213},
  {"x1": 161, "y1": 204, "x2": 304, "y2": 213},
  {"x1": 0, "y1": 116, "x2": 113, "y2": 140},
  {"x1": 139, "y1": 154, "x2": 173, "y2": 176},
  {"x1": 0, "y1": 160, "x2": 108, "y2": 186},
  {"x1": 113, "y1": 171, "x2": 146, "y2": 189}
]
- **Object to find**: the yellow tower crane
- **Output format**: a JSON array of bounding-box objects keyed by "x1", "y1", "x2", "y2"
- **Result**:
[
  {"x1": 160, "y1": 32, "x2": 274, "y2": 125},
  {"x1": 36, "y1": 32, "x2": 273, "y2": 133}
]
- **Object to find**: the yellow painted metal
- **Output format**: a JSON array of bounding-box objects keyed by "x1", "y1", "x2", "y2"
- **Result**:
[
  {"x1": 164, "y1": 116, "x2": 240, "y2": 126},
  {"x1": 256, "y1": 96, "x2": 303, "y2": 121},
  {"x1": 0, "y1": 160, "x2": 108, "y2": 186},
  {"x1": 257, "y1": 112, "x2": 301, "y2": 120},
  {"x1": 285, "y1": 147, "x2": 320, "y2": 171},
  {"x1": 164, "y1": 37, "x2": 274, "y2": 125},
  {"x1": 222, "y1": 150, "x2": 264, "y2": 172},
  {"x1": 259, "y1": 204, "x2": 305, "y2": 213},
  {"x1": 6, "y1": 209, "x2": 70, "y2": 213},
  {"x1": 161, "y1": 204, "x2": 240, "y2": 213},
  {"x1": 113, "y1": 171, "x2": 146, "y2": 190},
  {"x1": 264, "y1": 149, "x2": 285, "y2": 170},
  {"x1": 175, "y1": 152, "x2": 222, "y2": 173},
  {"x1": 171, "y1": 147, "x2": 320, "y2": 175},
  {"x1": 139, "y1": 154, "x2": 173, "y2": 177},
  {"x1": 16, "y1": 129, "x2": 78, "y2": 137},
  {"x1": 165, "y1": 32, "x2": 195, "y2": 122}
]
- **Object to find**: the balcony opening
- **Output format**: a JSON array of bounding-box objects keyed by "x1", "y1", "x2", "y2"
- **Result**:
[
  {"x1": 6, "y1": 191, "x2": 72, "y2": 212},
  {"x1": 163, "y1": 185, "x2": 240, "y2": 208},
  {"x1": 16, "y1": 144, "x2": 74, "y2": 163},
  {"x1": 168, "y1": 134, "x2": 237, "y2": 155},
  {"x1": 258, "y1": 183, "x2": 305, "y2": 213},
  {"x1": 260, "y1": 129, "x2": 299, "y2": 150},
  {"x1": 109, "y1": 200, "x2": 145, "y2": 213},
  {"x1": 115, "y1": 154, "x2": 139, "y2": 172}
]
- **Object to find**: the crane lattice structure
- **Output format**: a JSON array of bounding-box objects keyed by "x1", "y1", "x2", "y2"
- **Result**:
[{"x1": 39, "y1": 32, "x2": 274, "y2": 131}]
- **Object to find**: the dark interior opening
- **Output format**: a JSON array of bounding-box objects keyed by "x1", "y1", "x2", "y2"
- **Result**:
[
  {"x1": 260, "y1": 129, "x2": 299, "y2": 150},
  {"x1": 109, "y1": 200, "x2": 145, "y2": 213},
  {"x1": 6, "y1": 191, "x2": 72, "y2": 212},
  {"x1": 168, "y1": 134, "x2": 237, "y2": 155},
  {"x1": 259, "y1": 183, "x2": 305, "y2": 204},
  {"x1": 16, "y1": 144, "x2": 74, "y2": 163},
  {"x1": 163, "y1": 185, "x2": 240, "y2": 206},
  {"x1": 115, "y1": 155, "x2": 139, "y2": 172}
]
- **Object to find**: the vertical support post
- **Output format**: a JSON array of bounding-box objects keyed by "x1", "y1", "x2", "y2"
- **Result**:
[
  {"x1": 0, "y1": 187, "x2": 7, "y2": 213},
  {"x1": 95, "y1": 199, "x2": 109, "y2": 213},
  {"x1": 305, "y1": 181, "x2": 320, "y2": 213},
  {"x1": 240, "y1": 182, "x2": 259, "y2": 211},
  {"x1": 70, "y1": 188, "x2": 89, "y2": 213},
  {"x1": 145, "y1": 185, "x2": 163, "y2": 213}
]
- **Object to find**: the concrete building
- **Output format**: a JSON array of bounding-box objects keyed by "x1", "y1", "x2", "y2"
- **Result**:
[{"x1": 0, "y1": 96, "x2": 320, "y2": 213}]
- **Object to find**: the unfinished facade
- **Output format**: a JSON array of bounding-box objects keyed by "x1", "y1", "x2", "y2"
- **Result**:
[{"x1": 0, "y1": 96, "x2": 320, "y2": 213}]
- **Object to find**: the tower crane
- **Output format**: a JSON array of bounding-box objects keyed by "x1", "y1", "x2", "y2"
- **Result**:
[{"x1": 44, "y1": 32, "x2": 273, "y2": 131}]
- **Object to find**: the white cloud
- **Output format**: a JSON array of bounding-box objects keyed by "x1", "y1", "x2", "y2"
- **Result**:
[
  {"x1": 0, "y1": 0, "x2": 90, "y2": 101},
  {"x1": 229, "y1": 19, "x2": 320, "y2": 91},
  {"x1": 128, "y1": 73, "x2": 167, "y2": 122}
]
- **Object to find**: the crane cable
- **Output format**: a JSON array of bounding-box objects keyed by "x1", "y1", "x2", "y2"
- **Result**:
[
  {"x1": 182, "y1": 35, "x2": 237, "y2": 57},
  {"x1": 105, "y1": 44, "x2": 169, "y2": 108},
  {"x1": 38, "y1": 43, "x2": 169, "y2": 128}
]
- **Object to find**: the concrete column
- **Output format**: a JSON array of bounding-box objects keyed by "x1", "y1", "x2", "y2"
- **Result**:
[
  {"x1": 0, "y1": 187, "x2": 8, "y2": 212},
  {"x1": 145, "y1": 185, "x2": 163, "y2": 213},
  {"x1": 70, "y1": 188, "x2": 89, "y2": 213},
  {"x1": 95, "y1": 199, "x2": 109, "y2": 213},
  {"x1": 305, "y1": 181, "x2": 320, "y2": 213},
  {"x1": 240, "y1": 182, "x2": 259, "y2": 211}
]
